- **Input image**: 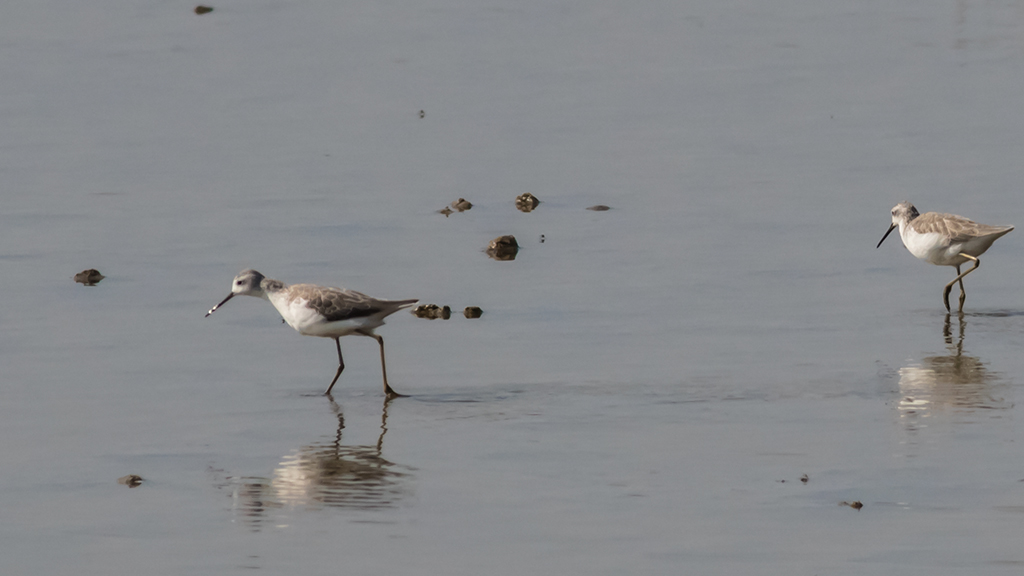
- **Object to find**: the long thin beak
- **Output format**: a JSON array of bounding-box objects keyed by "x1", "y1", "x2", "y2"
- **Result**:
[
  {"x1": 876, "y1": 223, "x2": 897, "y2": 249},
  {"x1": 206, "y1": 293, "x2": 234, "y2": 317}
]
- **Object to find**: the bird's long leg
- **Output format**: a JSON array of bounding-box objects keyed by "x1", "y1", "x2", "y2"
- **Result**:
[
  {"x1": 946, "y1": 264, "x2": 965, "y2": 312},
  {"x1": 324, "y1": 337, "x2": 345, "y2": 395},
  {"x1": 943, "y1": 255, "x2": 980, "y2": 313},
  {"x1": 369, "y1": 333, "x2": 405, "y2": 399},
  {"x1": 957, "y1": 267, "x2": 967, "y2": 312}
]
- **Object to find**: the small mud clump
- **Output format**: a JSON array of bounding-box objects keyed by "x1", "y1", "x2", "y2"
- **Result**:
[
  {"x1": 194, "y1": 5, "x2": 214, "y2": 14},
  {"x1": 515, "y1": 193, "x2": 541, "y2": 212},
  {"x1": 412, "y1": 304, "x2": 451, "y2": 320},
  {"x1": 118, "y1": 474, "x2": 144, "y2": 488},
  {"x1": 464, "y1": 306, "x2": 483, "y2": 318},
  {"x1": 486, "y1": 235, "x2": 519, "y2": 261},
  {"x1": 451, "y1": 198, "x2": 473, "y2": 212},
  {"x1": 586, "y1": 205, "x2": 611, "y2": 211},
  {"x1": 74, "y1": 269, "x2": 105, "y2": 286},
  {"x1": 840, "y1": 501, "x2": 863, "y2": 510}
]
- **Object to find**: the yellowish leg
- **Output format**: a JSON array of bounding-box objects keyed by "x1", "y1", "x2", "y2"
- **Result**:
[
  {"x1": 943, "y1": 254, "x2": 979, "y2": 313},
  {"x1": 367, "y1": 333, "x2": 406, "y2": 400},
  {"x1": 327, "y1": 333, "x2": 407, "y2": 399},
  {"x1": 372, "y1": 332, "x2": 403, "y2": 399},
  {"x1": 324, "y1": 338, "x2": 345, "y2": 395},
  {"x1": 957, "y1": 273, "x2": 966, "y2": 312}
]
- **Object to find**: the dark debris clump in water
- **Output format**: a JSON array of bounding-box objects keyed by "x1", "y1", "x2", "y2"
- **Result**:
[
  {"x1": 74, "y1": 269, "x2": 105, "y2": 286},
  {"x1": 464, "y1": 306, "x2": 483, "y2": 318},
  {"x1": 194, "y1": 5, "x2": 213, "y2": 14},
  {"x1": 450, "y1": 198, "x2": 472, "y2": 212},
  {"x1": 840, "y1": 501, "x2": 863, "y2": 510},
  {"x1": 486, "y1": 235, "x2": 518, "y2": 261},
  {"x1": 438, "y1": 198, "x2": 471, "y2": 216},
  {"x1": 118, "y1": 474, "x2": 144, "y2": 488},
  {"x1": 515, "y1": 193, "x2": 541, "y2": 212},
  {"x1": 586, "y1": 205, "x2": 611, "y2": 211},
  {"x1": 412, "y1": 304, "x2": 451, "y2": 320}
]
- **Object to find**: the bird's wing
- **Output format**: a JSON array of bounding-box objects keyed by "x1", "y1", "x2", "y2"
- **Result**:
[
  {"x1": 292, "y1": 285, "x2": 383, "y2": 322},
  {"x1": 913, "y1": 212, "x2": 985, "y2": 244}
]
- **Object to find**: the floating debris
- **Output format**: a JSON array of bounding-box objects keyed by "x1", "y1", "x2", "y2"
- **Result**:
[
  {"x1": 539, "y1": 234, "x2": 545, "y2": 243},
  {"x1": 840, "y1": 501, "x2": 863, "y2": 510},
  {"x1": 464, "y1": 306, "x2": 483, "y2": 319},
  {"x1": 74, "y1": 269, "x2": 105, "y2": 286},
  {"x1": 586, "y1": 205, "x2": 611, "y2": 211},
  {"x1": 515, "y1": 193, "x2": 541, "y2": 213},
  {"x1": 412, "y1": 304, "x2": 451, "y2": 320},
  {"x1": 800, "y1": 474, "x2": 809, "y2": 484},
  {"x1": 489, "y1": 234, "x2": 520, "y2": 248},
  {"x1": 440, "y1": 198, "x2": 472, "y2": 215},
  {"x1": 489, "y1": 235, "x2": 518, "y2": 248},
  {"x1": 194, "y1": 5, "x2": 214, "y2": 14},
  {"x1": 419, "y1": 110, "x2": 425, "y2": 119},
  {"x1": 451, "y1": 198, "x2": 473, "y2": 212},
  {"x1": 118, "y1": 474, "x2": 144, "y2": 488},
  {"x1": 486, "y1": 235, "x2": 519, "y2": 261}
]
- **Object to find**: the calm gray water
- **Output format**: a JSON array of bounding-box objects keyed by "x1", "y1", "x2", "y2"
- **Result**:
[{"x1": 4, "y1": 1, "x2": 1024, "y2": 574}]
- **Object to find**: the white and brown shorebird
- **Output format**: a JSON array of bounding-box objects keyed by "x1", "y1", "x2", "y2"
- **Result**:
[
  {"x1": 206, "y1": 269, "x2": 417, "y2": 398},
  {"x1": 877, "y1": 202, "x2": 1013, "y2": 312}
]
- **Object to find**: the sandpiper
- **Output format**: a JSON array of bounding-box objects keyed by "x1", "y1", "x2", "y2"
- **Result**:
[
  {"x1": 877, "y1": 202, "x2": 1013, "y2": 312},
  {"x1": 206, "y1": 269, "x2": 417, "y2": 398}
]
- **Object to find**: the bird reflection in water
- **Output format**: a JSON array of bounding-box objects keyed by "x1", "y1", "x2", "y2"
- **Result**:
[
  {"x1": 897, "y1": 313, "x2": 1009, "y2": 429},
  {"x1": 214, "y1": 400, "x2": 413, "y2": 531}
]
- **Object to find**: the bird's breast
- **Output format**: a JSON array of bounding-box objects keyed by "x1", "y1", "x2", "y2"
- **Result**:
[{"x1": 267, "y1": 295, "x2": 322, "y2": 333}]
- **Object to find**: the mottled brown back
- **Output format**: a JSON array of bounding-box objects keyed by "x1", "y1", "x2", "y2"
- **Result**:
[
  {"x1": 910, "y1": 212, "x2": 1013, "y2": 243},
  {"x1": 287, "y1": 284, "x2": 417, "y2": 322}
]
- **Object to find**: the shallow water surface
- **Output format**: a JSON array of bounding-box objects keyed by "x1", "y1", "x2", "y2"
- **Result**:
[{"x1": 3, "y1": 0, "x2": 1024, "y2": 574}]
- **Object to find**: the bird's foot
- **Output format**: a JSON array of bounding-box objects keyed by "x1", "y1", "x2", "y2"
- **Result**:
[{"x1": 384, "y1": 385, "x2": 407, "y2": 400}]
